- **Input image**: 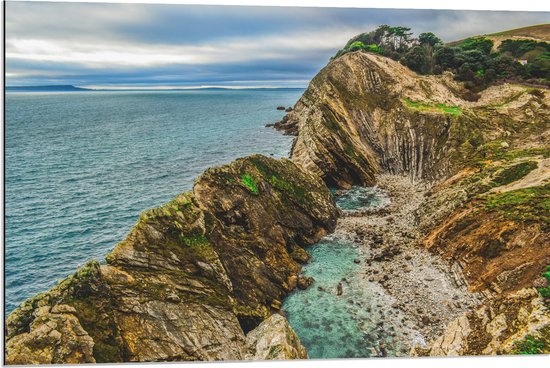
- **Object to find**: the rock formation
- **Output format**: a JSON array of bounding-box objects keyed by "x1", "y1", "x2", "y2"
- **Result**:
[
  {"x1": 277, "y1": 52, "x2": 549, "y2": 189},
  {"x1": 5, "y1": 155, "x2": 337, "y2": 363},
  {"x1": 274, "y1": 50, "x2": 549, "y2": 356},
  {"x1": 246, "y1": 313, "x2": 308, "y2": 360},
  {"x1": 412, "y1": 289, "x2": 549, "y2": 356}
]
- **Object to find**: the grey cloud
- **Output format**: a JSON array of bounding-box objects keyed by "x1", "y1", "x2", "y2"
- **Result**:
[{"x1": 5, "y1": 1, "x2": 550, "y2": 87}]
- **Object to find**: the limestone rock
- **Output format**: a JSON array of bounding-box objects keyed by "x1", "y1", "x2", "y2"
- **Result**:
[
  {"x1": 413, "y1": 288, "x2": 550, "y2": 356},
  {"x1": 246, "y1": 314, "x2": 308, "y2": 360},
  {"x1": 280, "y1": 52, "x2": 549, "y2": 188},
  {"x1": 5, "y1": 305, "x2": 95, "y2": 364}
]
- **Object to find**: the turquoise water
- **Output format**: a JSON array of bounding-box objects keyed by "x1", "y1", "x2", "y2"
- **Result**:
[
  {"x1": 5, "y1": 89, "x2": 301, "y2": 313},
  {"x1": 283, "y1": 189, "x2": 413, "y2": 359}
]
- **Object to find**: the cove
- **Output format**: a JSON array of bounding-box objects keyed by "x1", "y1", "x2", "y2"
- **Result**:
[{"x1": 282, "y1": 187, "x2": 411, "y2": 358}]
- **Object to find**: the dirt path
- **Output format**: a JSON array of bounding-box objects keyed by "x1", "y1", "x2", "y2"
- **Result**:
[{"x1": 333, "y1": 174, "x2": 485, "y2": 350}]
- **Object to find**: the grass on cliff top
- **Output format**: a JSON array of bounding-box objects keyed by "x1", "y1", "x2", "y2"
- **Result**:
[
  {"x1": 403, "y1": 98, "x2": 462, "y2": 116},
  {"x1": 469, "y1": 143, "x2": 550, "y2": 168},
  {"x1": 247, "y1": 156, "x2": 314, "y2": 205},
  {"x1": 485, "y1": 184, "x2": 550, "y2": 225},
  {"x1": 179, "y1": 232, "x2": 209, "y2": 248}
]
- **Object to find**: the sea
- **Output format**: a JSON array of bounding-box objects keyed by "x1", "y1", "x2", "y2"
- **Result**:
[
  {"x1": 5, "y1": 89, "x2": 404, "y2": 359},
  {"x1": 4, "y1": 89, "x2": 300, "y2": 313}
]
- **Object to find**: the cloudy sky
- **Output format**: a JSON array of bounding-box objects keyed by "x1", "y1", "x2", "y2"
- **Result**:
[{"x1": 5, "y1": 1, "x2": 550, "y2": 88}]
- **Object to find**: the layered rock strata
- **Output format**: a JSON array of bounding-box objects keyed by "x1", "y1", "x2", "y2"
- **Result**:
[
  {"x1": 277, "y1": 52, "x2": 549, "y2": 188},
  {"x1": 5, "y1": 155, "x2": 338, "y2": 364},
  {"x1": 275, "y1": 50, "x2": 549, "y2": 355}
]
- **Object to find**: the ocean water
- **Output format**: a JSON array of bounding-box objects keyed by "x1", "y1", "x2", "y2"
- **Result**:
[
  {"x1": 5, "y1": 89, "x2": 301, "y2": 313},
  {"x1": 283, "y1": 190, "x2": 415, "y2": 359}
]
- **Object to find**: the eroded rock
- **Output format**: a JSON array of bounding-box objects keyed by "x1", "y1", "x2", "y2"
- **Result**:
[
  {"x1": 413, "y1": 288, "x2": 550, "y2": 356},
  {"x1": 5, "y1": 155, "x2": 338, "y2": 363},
  {"x1": 246, "y1": 314, "x2": 308, "y2": 360}
]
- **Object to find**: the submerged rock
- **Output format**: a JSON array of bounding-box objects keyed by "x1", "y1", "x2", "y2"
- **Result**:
[
  {"x1": 5, "y1": 155, "x2": 338, "y2": 364},
  {"x1": 297, "y1": 276, "x2": 314, "y2": 290},
  {"x1": 337, "y1": 282, "x2": 343, "y2": 296}
]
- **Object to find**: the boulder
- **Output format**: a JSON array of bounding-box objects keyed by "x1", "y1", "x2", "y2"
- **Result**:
[{"x1": 246, "y1": 314, "x2": 307, "y2": 360}]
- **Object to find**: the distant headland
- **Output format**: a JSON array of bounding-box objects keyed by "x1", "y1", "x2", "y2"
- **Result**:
[{"x1": 6, "y1": 85, "x2": 90, "y2": 92}]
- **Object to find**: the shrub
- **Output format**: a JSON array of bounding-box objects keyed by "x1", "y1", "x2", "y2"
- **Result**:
[{"x1": 459, "y1": 37, "x2": 494, "y2": 54}]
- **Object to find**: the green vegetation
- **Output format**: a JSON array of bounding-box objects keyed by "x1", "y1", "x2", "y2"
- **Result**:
[
  {"x1": 490, "y1": 161, "x2": 538, "y2": 187},
  {"x1": 403, "y1": 98, "x2": 462, "y2": 116},
  {"x1": 268, "y1": 175, "x2": 308, "y2": 202},
  {"x1": 241, "y1": 173, "x2": 259, "y2": 194},
  {"x1": 511, "y1": 326, "x2": 550, "y2": 354},
  {"x1": 512, "y1": 334, "x2": 547, "y2": 354},
  {"x1": 474, "y1": 143, "x2": 550, "y2": 163},
  {"x1": 485, "y1": 184, "x2": 550, "y2": 225},
  {"x1": 538, "y1": 265, "x2": 550, "y2": 299},
  {"x1": 459, "y1": 37, "x2": 494, "y2": 54},
  {"x1": 334, "y1": 25, "x2": 414, "y2": 59},
  {"x1": 336, "y1": 41, "x2": 382, "y2": 57},
  {"x1": 267, "y1": 345, "x2": 283, "y2": 359},
  {"x1": 499, "y1": 39, "x2": 550, "y2": 58},
  {"x1": 334, "y1": 25, "x2": 550, "y2": 94},
  {"x1": 179, "y1": 232, "x2": 209, "y2": 248},
  {"x1": 247, "y1": 156, "x2": 315, "y2": 206}
]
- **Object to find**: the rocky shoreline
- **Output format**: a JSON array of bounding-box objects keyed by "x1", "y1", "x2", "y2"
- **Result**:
[{"x1": 332, "y1": 175, "x2": 485, "y2": 352}]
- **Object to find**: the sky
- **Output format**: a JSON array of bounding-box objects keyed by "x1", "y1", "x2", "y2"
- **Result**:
[{"x1": 5, "y1": 1, "x2": 550, "y2": 89}]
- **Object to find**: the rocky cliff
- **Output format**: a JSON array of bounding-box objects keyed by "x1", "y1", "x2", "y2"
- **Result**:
[
  {"x1": 276, "y1": 50, "x2": 549, "y2": 356},
  {"x1": 278, "y1": 51, "x2": 549, "y2": 189},
  {"x1": 5, "y1": 155, "x2": 337, "y2": 364}
]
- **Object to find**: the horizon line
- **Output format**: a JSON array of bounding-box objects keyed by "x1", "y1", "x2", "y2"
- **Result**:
[{"x1": 6, "y1": 84, "x2": 308, "y2": 91}]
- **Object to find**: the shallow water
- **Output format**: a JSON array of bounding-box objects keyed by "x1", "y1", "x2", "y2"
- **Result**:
[
  {"x1": 283, "y1": 188, "x2": 415, "y2": 359},
  {"x1": 5, "y1": 89, "x2": 301, "y2": 313}
]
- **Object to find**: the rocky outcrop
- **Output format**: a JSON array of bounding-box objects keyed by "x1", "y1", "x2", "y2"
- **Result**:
[
  {"x1": 273, "y1": 48, "x2": 550, "y2": 357},
  {"x1": 5, "y1": 305, "x2": 95, "y2": 364},
  {"x1": 407, "y1": 117, "x2": 550, "y2": 355},
  {"x1": 246, "y1": 314, "x2": 308, "y2": 360},
  {"x1": 277, "y1": 52, "x2": 549, "y2": 188},
  {"x1": 415, "y1": 145, "x2": 550, "y2": 294},
  {"x1": 5, "y1": 155, "x2": 337, "y2": 364},
  {"x1": 413, "y1": 288, "x2": 549, "y2": 356}
]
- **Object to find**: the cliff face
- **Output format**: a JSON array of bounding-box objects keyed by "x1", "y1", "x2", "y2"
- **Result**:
[
  {"x1": 5, "y1": 155, "x2": 337, "y2": 364},
  {"x1": 413, "y1": 288, "x2": 549, "y2": 356},
  {"x1": 412, "y1": 138, "x2": 550, "y2": 355},
  {"x1": 277, "y1": 50, "x2": 549, "y2": 356},
  {"x1": 279, "y1": 52, "x2": 549, "y2": 188}
]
